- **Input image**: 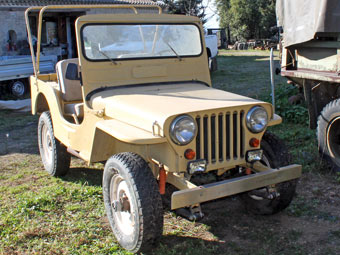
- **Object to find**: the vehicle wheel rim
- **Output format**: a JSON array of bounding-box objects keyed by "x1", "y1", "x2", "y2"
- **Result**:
[
  {"x1": 41, "y1": 124, "x2": 53, "y2": 164},
  {"x1": 110, "y1": 174, "x2": 135, "y2": 236},
  {"x1": 11, "y1": 81, "x2": 25, "y2": 97},
  {"x1": 327, "y1": 116, "x2": 340, "y2": 164}
]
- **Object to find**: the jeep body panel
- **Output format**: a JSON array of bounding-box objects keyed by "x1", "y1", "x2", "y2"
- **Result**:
[{"x1": 89, "y1": 83, "x2": 273, "y2": 135}]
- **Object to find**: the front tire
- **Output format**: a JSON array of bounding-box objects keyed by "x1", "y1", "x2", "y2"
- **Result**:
[
  {"x1": 103, "y1": 152, "x2": 163, "y2": 253},
  {"x1": 241, "y1": 132, "x2": 297, "y2": 215},
  {"x1": 38, "y1": 112, "x2": 70, "y2": 176},
  {"x1": 317, "y1": 99, "x2": 340, "y2": 171}
]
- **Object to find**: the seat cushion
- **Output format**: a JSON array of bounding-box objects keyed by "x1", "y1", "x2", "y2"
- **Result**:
[{"x1": 56, "y1": 58, "x2": 82, "y2": 102}]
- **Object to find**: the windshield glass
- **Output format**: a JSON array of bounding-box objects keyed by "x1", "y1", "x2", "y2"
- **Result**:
[{"x1": 82, "y1": 24, "x2": 202, "y2": 60}]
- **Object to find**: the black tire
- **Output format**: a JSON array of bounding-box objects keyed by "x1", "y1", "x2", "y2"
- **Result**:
[
  {"x1": 317, "y1": 99, "x2": 340, "y2": 171},
  {"x1": 103, "y1": 152, "x2": 163, "y2": 253},
  {"x1": 38, "y1": 112, "x2": 70, "y2": 176},
  {"x1": 241, "y1": 132, "x2": 297, "y2": 215},
  {"x1": 209, "y1": 57, "x2": 218, "y2": 72},
  {"x1": 9, "y1": 79, "x2": 27, "y2": 98}
]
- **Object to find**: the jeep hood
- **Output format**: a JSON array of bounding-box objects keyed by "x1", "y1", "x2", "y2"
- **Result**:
[{"x1": 89, "y1": 83, "x2": 269, "y2": 135}]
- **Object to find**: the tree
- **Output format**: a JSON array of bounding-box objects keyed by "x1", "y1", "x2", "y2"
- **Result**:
[
  {"x1": 216, "y1": 0, "x2": 231, "y2": 43},
  {"x1": 162, "y1": 0, "x2": 207, "y2": 22},
  {"x1": 216, "y1": 0, "x2": 230, "y2": 28},
  {"x1": 258, "y1": 0, "x2": 276, "y2": 39},
  {"x1": 216, "y1": 0, "x2": 276, "y2": 41}
]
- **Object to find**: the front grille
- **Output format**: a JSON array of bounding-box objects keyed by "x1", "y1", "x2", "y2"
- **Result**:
[{"x1": 195, "y1": 111, "x2": 245, "y2": 164}]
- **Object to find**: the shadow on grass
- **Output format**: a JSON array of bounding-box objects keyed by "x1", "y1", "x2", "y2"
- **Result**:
[
  {"x1": 62, "y1": 167, "x2": 103, "y2": 187},
  {"x1": 0, "y1": 111, "x2": 39, "y2": 156},
  {"x1": 154, "y1": 235, "x2": 228, "y2": 255}
]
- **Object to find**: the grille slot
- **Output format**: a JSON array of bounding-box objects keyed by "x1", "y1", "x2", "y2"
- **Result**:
[{"x1": 196, "y1": 111, "x2": 245, "y2": 164}]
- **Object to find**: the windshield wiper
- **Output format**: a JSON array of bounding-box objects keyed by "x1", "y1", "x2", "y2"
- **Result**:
[
  {"x1": 98, "y1": 49, "x2": 117, "y2": 65},
  {"x1": 165, "y1": 42, "x2": 182, "y2": 61}
]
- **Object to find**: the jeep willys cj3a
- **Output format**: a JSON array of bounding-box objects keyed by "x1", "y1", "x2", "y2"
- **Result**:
[{"x1": 25, "y1": 5, "x2": 302, "y2": 253}]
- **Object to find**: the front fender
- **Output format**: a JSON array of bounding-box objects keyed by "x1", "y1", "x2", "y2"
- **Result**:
[{"x1": 89, "y1": 119, "x2": 177, "y2": 165}]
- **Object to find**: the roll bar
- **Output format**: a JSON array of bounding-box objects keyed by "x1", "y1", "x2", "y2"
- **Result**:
[{"x1": 24, "y1": 5, "x2": 162, "y2": 77}]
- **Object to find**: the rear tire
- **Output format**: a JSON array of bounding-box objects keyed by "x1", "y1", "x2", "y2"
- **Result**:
[
  {"x1": 38, "y1": 111, "x2": 70, "y2": 176},
  {"x1": 317, "y1": 99, "x2": 340, "y2": 171},
  {"x1": 241, "y1": 132, "x2": 297, "y2": 215},
  {"x1": 103, "y1": 152, "x2": 163, "y2": 253}
]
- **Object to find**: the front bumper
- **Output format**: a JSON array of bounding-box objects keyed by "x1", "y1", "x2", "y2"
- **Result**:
[{"x1": 171, "y1": 164, "x2": 302, "y2": 210}]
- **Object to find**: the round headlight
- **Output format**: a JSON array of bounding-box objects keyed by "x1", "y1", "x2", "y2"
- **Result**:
[
  {"x1": 246, "y1": 106, "x2": 268, "y2": 133},
  {"x1": 170, "y1": 115, "x2": 197, "y2": 145}
]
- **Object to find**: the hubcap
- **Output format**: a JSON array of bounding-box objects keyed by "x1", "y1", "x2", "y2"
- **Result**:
[
  {"x1": 11, "y1": 81, "x2": 25, "y2": 97},
  {"x1": 110, "y1": 175, "x2": 135, "y2": 235},
  {"x1": 41, "y1": 124, "x2": 53, "y2": 164},
  {"x1": 327, "y1": 116, "x2": 340, "y2": 165}
]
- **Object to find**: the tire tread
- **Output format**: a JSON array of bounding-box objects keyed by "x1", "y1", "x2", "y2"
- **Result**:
[
  {"x1": 104, "y1": 152, "x2": 163, "y2": 253},
  {"x1": 317, "y1": 98, "x2": 340, "y2": 169},
  {"x1": 242, "y1": 131, "x2": 297, "y2": 215},
  {"x1": 38, "y1": 111, "x2": 70, "y2": 176}
]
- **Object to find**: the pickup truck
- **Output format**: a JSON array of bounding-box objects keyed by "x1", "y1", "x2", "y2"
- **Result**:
[
  {"x1": 205, "y1": 34, "x2": 218, "y2": 71},
  {"x1": 0, "y1": 55, "x2": 57, "y2": 97}
]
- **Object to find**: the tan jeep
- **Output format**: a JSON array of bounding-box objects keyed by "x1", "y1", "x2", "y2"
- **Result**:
[{"x1": 25, "y1": 5, "x2": 302, "y2": 253}]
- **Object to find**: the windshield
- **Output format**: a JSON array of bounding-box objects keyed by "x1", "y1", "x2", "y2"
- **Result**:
[{"x1": 82, "y1": 24, "x2": 202, "y2": 60}]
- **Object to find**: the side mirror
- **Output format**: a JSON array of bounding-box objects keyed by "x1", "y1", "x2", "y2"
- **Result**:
[{"x1": 65, "y1": 63, "x2": 80, "y2": 80}]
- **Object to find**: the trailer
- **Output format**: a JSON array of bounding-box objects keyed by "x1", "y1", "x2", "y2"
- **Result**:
[
  {"x1": 277, "y1": 0, "x2": 340, "y2": 170},
  {"x1": 0, "y1": 55, "x2": 57, "y2": 97}
]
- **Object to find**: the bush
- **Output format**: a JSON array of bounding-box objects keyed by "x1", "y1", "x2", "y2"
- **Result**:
[{"x1": 265, "y1": 84, "x2": 309, "y2": 125}]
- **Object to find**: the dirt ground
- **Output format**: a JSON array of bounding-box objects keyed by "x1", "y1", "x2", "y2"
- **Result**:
[{"x1": 1, "y1": 114, "x2": 339, "y2": 255}]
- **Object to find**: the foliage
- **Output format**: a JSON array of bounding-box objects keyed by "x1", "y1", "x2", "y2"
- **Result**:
[
  {"x1": 216, "y1": 0, "x2": 276, "y2": 41},
  {"x1": 162, "y1": 0, "x2": 207, "y2": 22},
  {"x1": 266, "y1": 83, "x2": 309, "y2": 125}
]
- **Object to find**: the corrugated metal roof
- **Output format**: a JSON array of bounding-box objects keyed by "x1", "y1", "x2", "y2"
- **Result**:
[{"x1": 0, "y1": 0, "x2": 164, "y2": 7}]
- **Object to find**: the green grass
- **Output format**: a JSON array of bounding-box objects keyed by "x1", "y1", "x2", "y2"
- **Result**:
[
  {"x1": 0, "y1": 161, "x2": 128, "y2": 255},
  {"x1": 213, "y1": 49, "x2": 286, "y2": 98}
]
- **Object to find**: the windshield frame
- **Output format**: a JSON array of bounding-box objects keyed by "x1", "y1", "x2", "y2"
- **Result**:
[{"x1": 80, "y1": 22, "x2": 204, "y2": 62}]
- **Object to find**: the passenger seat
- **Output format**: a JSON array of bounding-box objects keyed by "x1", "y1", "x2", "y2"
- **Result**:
[{"x1": 56, "y1": 58, "x2": 84, "y2": 124}]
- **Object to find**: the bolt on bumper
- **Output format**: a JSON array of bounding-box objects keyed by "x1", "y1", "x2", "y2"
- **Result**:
[{"x1": 171, "y1": 164, "x2": 302, "y2": 210}]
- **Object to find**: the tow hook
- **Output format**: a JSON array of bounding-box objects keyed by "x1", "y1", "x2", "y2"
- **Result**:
[
  {"x1": 248, "y1": 187, "x2": 280, "y2": 200},
  {"x1": 176, "y1": 204, "x2": 204, "y2": 221}
]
